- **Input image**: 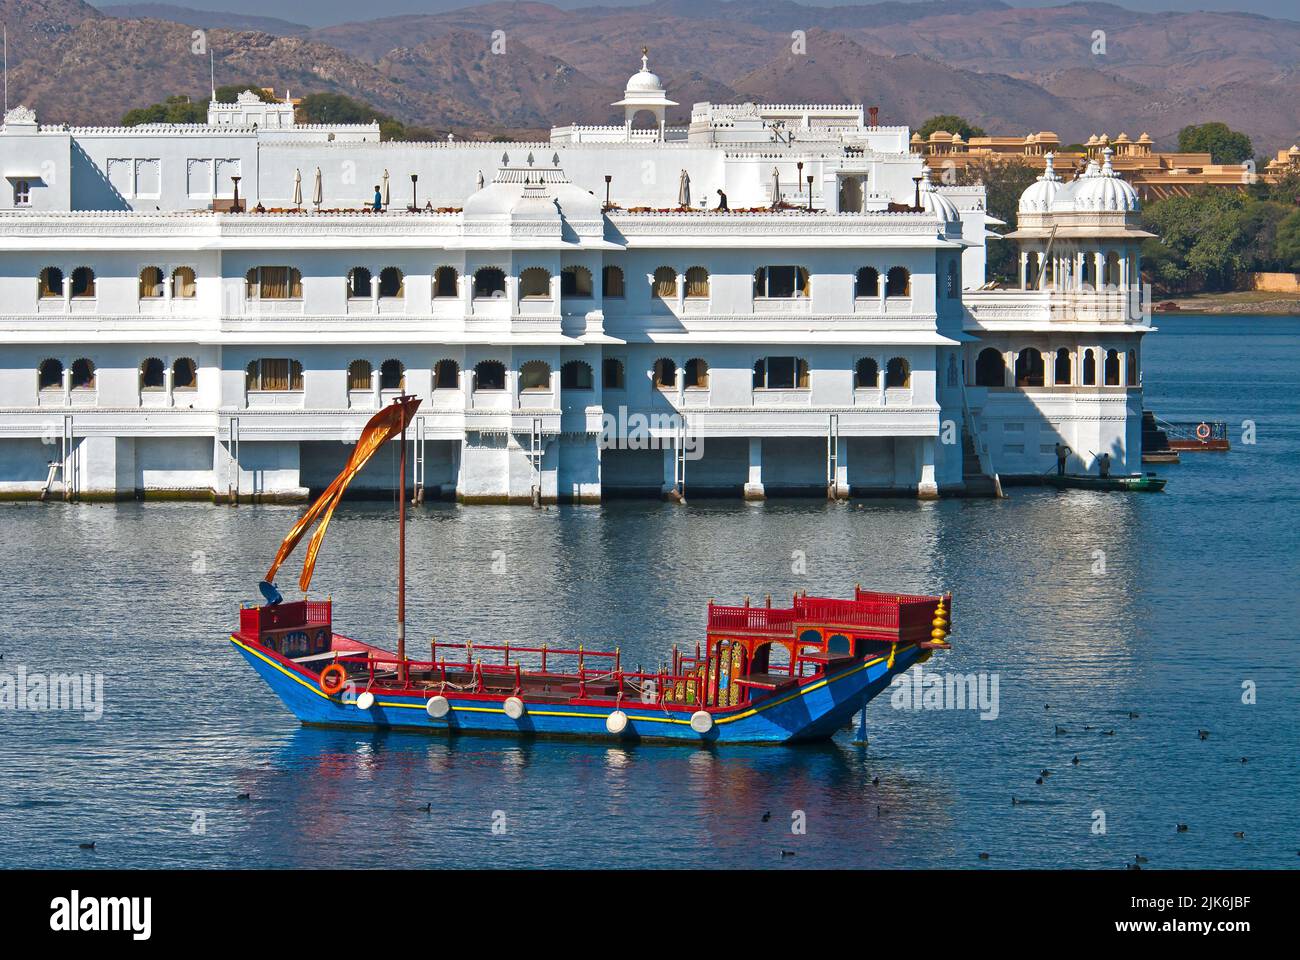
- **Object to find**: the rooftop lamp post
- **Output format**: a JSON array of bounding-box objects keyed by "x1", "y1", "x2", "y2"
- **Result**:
[
  {"x1": 230, "y1": 175, "x2": 242, "y2": 213},
  {"x1": 912, "y1": 175, "x2": 924, "y2": 211},
  {"x1": 409, "y1": 173, "x2": 419, "y2": 212},
  {"x1": 806, "y1": 175, "x2": 814, "y2": 212},
  {"x1": 604, "y1": 174, "x2": 612, "y2": 210},
  {"x1": 796, "y1": 161, "x2": 804, "y2": 194}
]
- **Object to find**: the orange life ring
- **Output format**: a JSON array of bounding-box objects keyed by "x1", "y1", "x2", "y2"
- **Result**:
[
  {"x1": 319, "y1": 663, "x2": 347, "y2": 695},
  {"x1": 1195, "y1": 422, "x2": 1212, "y2": 441}
]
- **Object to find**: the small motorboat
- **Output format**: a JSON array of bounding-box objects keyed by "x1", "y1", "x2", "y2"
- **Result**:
[
  {"x1": 230, "y1": 396, "x2": 955, "y2": 744},
  {"x1": 1044, "y1": 472, "x2": 1167, "y2": 493}
]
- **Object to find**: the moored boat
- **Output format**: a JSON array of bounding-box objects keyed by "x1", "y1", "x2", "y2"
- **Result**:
[
  {"x1": 231, "y1": 396, "x2": 954, "y2": 743},
  {"x1": 1044, "y1": 471, "x2": 1167, "y2": 492}
]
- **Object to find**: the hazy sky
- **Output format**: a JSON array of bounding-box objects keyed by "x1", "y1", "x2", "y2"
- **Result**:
[{"x1": 90, "y1": 0, "x2": 1300, "y2": 29}]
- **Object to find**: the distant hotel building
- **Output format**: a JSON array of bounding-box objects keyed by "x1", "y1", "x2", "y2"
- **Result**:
[{"x1": 0, "y1": 55, "x2": 1152, "y2": 503}]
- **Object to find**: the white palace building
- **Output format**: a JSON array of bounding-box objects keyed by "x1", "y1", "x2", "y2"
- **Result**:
[{"x1": 0, "y1": 55, "x2": 1152, "y2": 503}]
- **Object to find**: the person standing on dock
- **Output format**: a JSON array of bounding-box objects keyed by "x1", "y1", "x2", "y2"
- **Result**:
[
  {"x1": 1054, "y1": 442, "x2": 1071, "y2": 476},
  {"x1": 1097, "y1": 452, "x2": 1111, "y2": 478}
]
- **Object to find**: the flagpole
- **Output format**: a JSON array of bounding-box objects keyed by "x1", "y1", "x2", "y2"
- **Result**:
[{"x1": 397, "y1": 396, "x2": 408, "y2": 682}]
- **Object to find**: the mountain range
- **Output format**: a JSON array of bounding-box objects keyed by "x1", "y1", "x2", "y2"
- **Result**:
[{"x1": 1, "y1": 0, "x2": 1295, "y2": 151}]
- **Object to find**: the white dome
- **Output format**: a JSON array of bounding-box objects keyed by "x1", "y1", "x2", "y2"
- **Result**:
[
  {"x1": 918, "y1": 166, "x2": 960, "y2": 222},
  {"x1": 626, "y1": 68, "x2": 665, "y2": 94},
  {"x1": 1018, "y1": 152, "x2": 1063, "y2": 213},
  {"x1": 1067, "y1": 148, "x2": 1139, "y2": 212}
]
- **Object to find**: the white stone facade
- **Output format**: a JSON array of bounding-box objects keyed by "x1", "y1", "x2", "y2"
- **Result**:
[{"x1": 0, "y1": 72, "x2": 1151, "y2": 503}]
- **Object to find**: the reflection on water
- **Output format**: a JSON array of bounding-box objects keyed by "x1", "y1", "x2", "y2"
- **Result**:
[{"x1": 0, "y1": 316, "x2": 1297, "y2": 869}]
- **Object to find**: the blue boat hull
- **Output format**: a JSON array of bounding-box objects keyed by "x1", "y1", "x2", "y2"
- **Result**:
[{"x1": 231, "y1": 635, "x2": 927, "y2": 744}]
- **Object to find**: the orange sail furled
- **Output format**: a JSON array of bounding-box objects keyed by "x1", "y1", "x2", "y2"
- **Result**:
[{"x1": 265, "y1": 395, "x2": 421, "y2": 592}]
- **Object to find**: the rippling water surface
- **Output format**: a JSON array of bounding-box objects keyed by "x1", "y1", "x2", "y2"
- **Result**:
[{"x1": 1, "y1": 314, "x2": 1297, "y2": 869}]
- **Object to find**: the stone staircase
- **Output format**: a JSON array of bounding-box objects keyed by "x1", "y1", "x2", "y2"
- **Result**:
[{"x1": 961, "y1": 425, "x2": 1000, "y2": 497}]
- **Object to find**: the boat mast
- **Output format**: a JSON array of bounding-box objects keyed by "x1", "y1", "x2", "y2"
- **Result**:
[{"x1": 397, "y1": 395, "x2": 408, "y2": 682}]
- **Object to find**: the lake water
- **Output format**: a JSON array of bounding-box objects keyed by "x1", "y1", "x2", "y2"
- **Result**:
[{"x1": 2, "y1": 314, "x2": 1297, "y2": 869}]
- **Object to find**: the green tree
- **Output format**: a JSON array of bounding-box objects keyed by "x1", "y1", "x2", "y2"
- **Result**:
[
  {"x1": 1275, "y1": 210, "x2": 1300, "y2": 272},
  {"x1": 1176, "y1": 122, "x2": 1253, "y2": 165},
  {"x1": 917, "y1": 114, "x2": 986, "y2": 142},
  {"x1": 956, "y1": 158, "x2": 1039, "y2": 285},
  {"x1": 1141, "y1": 189, "x2": 1252, "y2": 292},
  {"x1": 121, "y1": 95, "x2": 206, "y2": 126}
]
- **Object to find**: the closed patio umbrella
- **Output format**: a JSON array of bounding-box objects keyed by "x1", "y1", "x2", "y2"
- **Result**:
[
  {"x1": 312, "y1": 166, "x2": 323, "y2": 210},
  {"x1": 292, "y1": 168, "x2": 302, "y2": 209},
  {"x1": 678, "y1": 169, "x2": 690, "y2": 208},
  {"x1": 381, "y1": 169, "x2": 390, "y2": 209},
  {"x1": 771, "y1": 166, "x2": 780, "y2": 207}
]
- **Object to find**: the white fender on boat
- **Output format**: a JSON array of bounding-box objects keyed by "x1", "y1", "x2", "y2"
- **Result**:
[
  {"x1": 690, "y1": 710, "x2": 713, "y2": 734},
  {"x1": 606, "y1": 710, "x2": 629, "y2": 735},
  {"x1": 356, "y1": 691, "x2": 375, "y2": 710},
  {"x1": 426, "y1": 695, "x2": 450, "y2": 719},
  {"x1": 503, "y1": 696, "x2": 526, "y2": 720}
]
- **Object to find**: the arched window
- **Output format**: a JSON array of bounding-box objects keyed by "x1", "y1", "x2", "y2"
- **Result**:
[
  {"x1": 885, "y1": 357, "x2": 910, "y2": 388},
  {"x1": 519, "y1": 360, "x2": 551, "y2": 391},
  {"x1": 946, "y1": 261, "x2": 959, "y2": 298},
  {"x1": 247, "y1": 267, "x2": 302, "y2": 300},
  {"x1": 1081, "y1": 253, "x2": 1096, "y2": 289},
  {"x1": 685, "y1": 267, "x2": 710, "y2": 299},
  {"x1": 1104, "y1": 251, "x2": 1121, "y2": 288},
  {"x1": 139, "y1": 266, "x2": 164, "y2": 299},
  {"x1": 475, "y1": 360, "x2": 506, "y2": 391},
  {"x1": 473, "y1": 268, "x2": 506, "y2": 299},
  {"x1": 172, "y1": 267, "x2": 196, "y2": 299},
  {"x1": 1014, "y1": 348, "x2": 1045, "y2": 387},
  {"x1": 653, "y1": 266, "x2": 677, "y2": 299},
  {"x1": 561, "y1": 266, "x2": 593, "y2": 297},
  {"x1": 652, "y1": 357, "x2": 677, "y2": 388},
  {"x1": 140, "y1": 357, "x2": 166, "y2": 390},
  {"x1": 1127, "y1": 350, "x2": 1137, "y2": 386},
  {"x1": 754, "y1": 266, "x2": 809, "y2": 299},
  {"x1": 1104, "y1": 349, "x2": 1121, "y2": 386},
  {"x1": 70, "y1": 267, "x2": 95, "y2": 299},
  {"x1": 561, "y1": 360, "x2": 593, "y2": 389},
  {"x1": 885, "y1": 266, "x2": 910, "y2": 298},
  {"x1": 753, "y1": 356, "x2": 809, "y2": 389},
  {"x1": 602, "y1": 265, "x2": 625, "y2": 298},
  {"x1": 684, "y1": 358, "x2": 709, "y2": 388},
  {"x1": 434, "y1": 266, "x2": 459, "y2": 298},
  {"x1": 378, "y1": 267, "x2": 404, "y2": 298},
  {"x1": 173, "y1": 357, "x2": 197, "y2": 390},
  {"x1": 38, "y1": 358, "x2": 63, "y2": 391},
  {"x1": 380, "y1": 359, "x2": 405, "y2": 390},
  {"x1": 603, "y1": 358, "x2": 625, "y2": 390},
  {"x1": 854, "y1": 357, "x2": 878, "y2": 389},
  {"x1": 975, "y1": 348, "x2": 1006, "y2": 387},
  {"x1": 347, "y1": 360, "x2": 372, "y2": 391},
  {"x1": 855, "y1": 268, "x2": 879, "y2": 298},
  {"x1": 1054, "y1": 348, "x2": 1071, "y2": 386},
  {"x1": 39, "y1": 267, "x2": 63, "y2": 299},
  {"x1": 519, "y1": 267, "x2": 551, "y2": 299},
  {"x1": 247, "y1": 358, "x2": 303, "y2": 391},
  {"x1": 71, "y1": 358, "x2": 96, "y2": 389},
  {"x1": 347, "y1": 267, "x2": 372, "y2": 299},
  {"x1": 434, "y1": 359, "x2": 460, "y2": 389},
  {"x1": 1083, "y1": 349, "x2": 1097, "y2": 386}
]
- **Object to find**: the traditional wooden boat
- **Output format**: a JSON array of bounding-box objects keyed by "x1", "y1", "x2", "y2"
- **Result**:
[
  {"x1": 230, "y1": 396, "x2": 954, "y2": 743},
  {"x1": 1044, "y1": 472, "x2": 1167, "y2": 493}
]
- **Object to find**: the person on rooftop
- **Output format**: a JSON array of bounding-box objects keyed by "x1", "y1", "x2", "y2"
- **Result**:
[{"x1": 715, "y1": 189, "x2": 728, "y2": 212}]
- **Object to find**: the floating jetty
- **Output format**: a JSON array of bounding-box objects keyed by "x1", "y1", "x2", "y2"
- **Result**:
[{"x1": 1143, "y1": 411, "x2": 1230, "y2": 461}]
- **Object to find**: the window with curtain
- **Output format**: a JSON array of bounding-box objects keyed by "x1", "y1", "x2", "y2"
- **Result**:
[
  {"x1": 885, "y1": 357, "x2": 910, "y2": 388},
  {"x1": 347, "y1": 360, "x2": 372, "y2": 391},
  {"x1": 71, "y1": 267, "x2": 96, "y2": 298},
  {"x1": 653, "y1": 358, "x2": 676, "y2": 388},
  {"x1": 684, "y1": 358, "x2": 709, "y2": 388},
  {"x1": 561, "y1": 361, "x2": 593, "y2": 389},
  {"x1": 173, "y1": 358, "x2": 197, "y2": 389},
  {"x1": 71, "y1": 358, "x2": 96, "y2": 389},
  {"x1": 434, "y1": 267, "x2": 459, "y2": 298},
  {"x1": 378, "y1": 268, "x2": 404, "y2": 298},
  {"x1": 248, "y1": 267, "x2": 302, "y2": 300},
  {"x1": 172, "y1": 267, "x2": 197, "y2": 298},
  {"x1": 139, "y1": 267, "x2": 164, "y2": 299},
  {"x1": 39, "y1": 267, "x2": 63, "y2": 298},
  {"x1": 380, "y1": 359, "x2": 405, "y2": 390},
  {"x1": 347, "y1": 267, "x2": 371, "y2": 299},
  {"x1": 475, "y1": 360, "x2": 506, "y2": 390},
  {"x1": 519, "y1": 268, "x2": 551, "y2": 299},
  {"x1": 885, "y1": 267, "x2": 910, "y2": 298},
  {"x1": 603, "y1": 357, "x2": 625, "y2": 389},
  {"x1": 754, "y1": 356, "x2": 809, "y2": 388},
  {"x1": 685, "y1": 267, "x2": 710, "y2": 299},
  {"x1": 248, "y1": 358, "x2": 303, "y2": 391},
  {"x1": 561, "y1": 266, "x2": 593, "y2": 297},
  {"x1": 653, "y1": 267, "x2": 677, "y2": 299},
  {"x1": 474, "y1": 268, "x2": 506, "y2": 298},
  {"x1": 855, "y1": 268, "x2": 879, "y2": 298},
  {"x1": 434, "y1": 359, "x2": 460, "y2": 388},
  {"x1": 140, "y1": 357, "x2": 166, "y2": 389},
  {"x1": 38, "y1": 359, "x2": 63, "y2": 391},
  {"x1": 602, "y1": 266, "x2": 625, "y2": 298},
  {"x1": 520, "y1": 360, "x2": 551, "y2": 391},
  {"x1": 855, "y1": 358, "x2": 878, "y2": 389}
]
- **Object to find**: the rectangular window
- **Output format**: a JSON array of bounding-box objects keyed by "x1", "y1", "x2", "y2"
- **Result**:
[
  {"x1": 755, "y1": 266, "x2": 809, "y2": 299},
  {"x1": 754, "y1": 356, "x2": 809, "y2": 389},
  {"x1": 250, "y1": 359, "x2": 303, "y2": 392},
  {"x1": 248, "y1": 267, "x2": 302, "y2": 300}
]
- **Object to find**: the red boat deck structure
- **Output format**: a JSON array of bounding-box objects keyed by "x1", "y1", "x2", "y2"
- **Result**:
[{"x1": 236, "y1": 587, "x2": 951, "y2": 717}]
